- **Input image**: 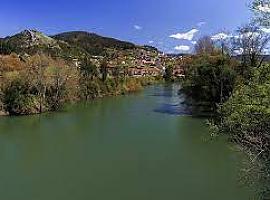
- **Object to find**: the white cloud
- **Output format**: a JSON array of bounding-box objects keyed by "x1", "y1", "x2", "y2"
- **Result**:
[
  {"x1": 169, "y1": 29, "x2": 199, "y2": 41},
  {"x1": 191, "y1": 41, "x2": 197, "y2": 45},
  {"x1": 233, "y1": 48, "x2": 244, "y2": 55},
  {"x1": 238, "y1": 32, "x2": 260, "y2": 39},
  {"x1": 174, "y1": 45, "x2": 190, "y2": 52},
  {"x1": 257, "y1": 4, "x2": 270, "y2": 13},
  {"x1": 134, "y1": 25, "x2": 142, "y2": 30},
  {"x1": 197, "y1": 22, "x2": 206, "y2": 27},
  {"x1": 263, "y1": 48, "x2": 270, "y2": 55},
  {"x1": 261, "y1": 27, "x2": 270, "y2": 34},
  {"x1": 211, "y1": 32, "x2": 232, "y2": 40},
  {"x1": 148, "y1": 40, "x2": 154, "y2": 44}
]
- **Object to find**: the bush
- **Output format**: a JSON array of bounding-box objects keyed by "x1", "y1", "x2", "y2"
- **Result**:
[
  {"x1": 0, "y1": 89, "x2": 4, "y2": 114},
  {"x1": 80, "y1": 78, "x2": 101, "y2": 100},
  {"x1": 3, "y1": 78, "x2": 42, "y2": 115},
  {"x1": 0, "y1": 53, "x2": 158, "y2": 115},
  {"x1": 215, "y1": 65, "x2": 270, "y2": 197},
  {"x1": 218, "y1": 65, "x2": 270, "y2": 157}
]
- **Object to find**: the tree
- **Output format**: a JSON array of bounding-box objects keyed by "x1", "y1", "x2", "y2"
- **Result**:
[
  {"x1": 182, "y1": 54, "x2": 237, "y2": 111},
  {"x1": 79, "y1": 57, "x2": 99, "y2": 100},
  {"x1": 194, "y1": 36, "x2": 215, "y2": 55},
  {"x1": 216, "y1": 65, "x2": 270, "y2": 197},
  {"x1": 80, "y1": 57, "x2": 98, "y2": 80},
  {"x1": 0, "y1": 40, "x2": 13, "y2": 55},
  {"x1": 100, "y1": 59, "x2": 108, "y2": 82},
  {"x1": 211, "y1": 31, "x2": 232, "y2": 56},
  {"x1": 47, "y1": 59, "x2": 79, "y2": 110},
  {"x1": 233, "y1": 24, "x2": 270, "y2": 69},
  {"x1": 164, "y1": 65, "x2": 173, "y2": 82},
  {"x1": 26, "y1": 53, "x2": 50, "y2": 113},
  {"x1": 3, "y1": 77, "x2": 40, "y2": 115},
  {"x1": 182, "y1": 36, "x2": 238, "y2": 110},
  {"x1": 252, "y1": 0, "x2": 270, "y2": 27}
]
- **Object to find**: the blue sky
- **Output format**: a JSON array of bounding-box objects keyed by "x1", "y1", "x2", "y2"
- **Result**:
[{"x1": 0, "y1": 0, "x2": 251, "y2": 53}]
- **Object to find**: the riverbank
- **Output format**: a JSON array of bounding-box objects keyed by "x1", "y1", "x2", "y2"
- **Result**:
[
  {"x1": 0, "y1": 53, "x2": 164, "y2": 116},
  {"x1": 0, "y1": 76, "x2": 161, "y2": 116}
]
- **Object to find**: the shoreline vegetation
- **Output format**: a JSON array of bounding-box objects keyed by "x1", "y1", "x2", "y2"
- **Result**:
[
  {"x1": 180, "y1": 35, "x2": 270, "y2": 198},
  {"x1": 0, "y1": 53, "x2": 161, "y2": 116},
  {"x1": 178, "y1": 1, "x2": 270, "y2": 197}
]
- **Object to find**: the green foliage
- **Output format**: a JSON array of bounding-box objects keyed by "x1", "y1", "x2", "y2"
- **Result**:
[
  {"x1": 0, "y1": 40, "x2": 14, "y2": 55},
  {"x1": 46, "y1": 66, "x2": 79, "y2": 111},
  {"x1": 79, "y1": 58, "x2": 100, "y2": 100},
  {"x1": 218, "y1": 65, "x2": 270, "y2": 156},
  {"x1": 100, "y1": 60, "x2": 108, "y2": 82},
  {"x1": 80, "y1": 57, "x2": 98, "y2": 79},
  {"x1": 3, "y1": 78, "x2": 41, "y2": 115},
  {"x1": 164, "y1": 66, "x2": 173, "y2": 82},
  {"x1": 80, "y1": 78, "x2": 101, "y2": 100},
  {"x1": 1, "y1": 30, "x2": 89, "y2": 59},
  {"x1": 182, "y1": 55, "x2": 237, "y2": 110},
  {"x1": 214, "y1": 65, "x2": 270, "y2": 198},
  {"x1": 0, "y1": 87, "x2": 4, "y2": 113},
  {"x1": 0, "y1": 54, "x2": 80, "y2": 115},
  {"x1": 0, "y1": 51, "x2": 158, "y2": 116},
  {"x1": 53, "y1": 31, "x2": 136, "y2": 56}
]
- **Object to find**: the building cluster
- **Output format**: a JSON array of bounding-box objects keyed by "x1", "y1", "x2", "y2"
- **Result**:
[
  {"x1": 85, "y1": 47, "x2": 189, "y2": 78},
  {"x1": 165, "y1": 54, "x2": 192, "y2": 77}
]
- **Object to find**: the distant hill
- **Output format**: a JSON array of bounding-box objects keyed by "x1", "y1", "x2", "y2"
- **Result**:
[
  {"x1": 1, "y1": 30, "x2": 89, "y2": 59},
  {"x1": 52, "y1": 31, "x2": 136, "y2": 56},
  {"x1": 7, "y1": 30, "x2": 57, "y2": 49},
  {"x1": 0, "y1": 30, "x2": 159, "y2": 61}
]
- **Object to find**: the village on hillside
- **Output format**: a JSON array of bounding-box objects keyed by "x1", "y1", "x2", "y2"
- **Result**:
[
  {"x1": 86, "y1": 47, "x2": 189, "y2": 78},
  {"x1": 0, "y1": 30, "x2": 189, "y2": 80}
]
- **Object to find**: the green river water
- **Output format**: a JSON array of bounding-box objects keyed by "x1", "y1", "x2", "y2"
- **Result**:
[{"x1": 0, "y1": 84, "x2": 258, "y2": 200}]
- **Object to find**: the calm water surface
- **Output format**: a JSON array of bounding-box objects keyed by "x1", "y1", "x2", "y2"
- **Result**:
[{"x1": 0, "y1": 84, "x2": 258, "y2": 200}]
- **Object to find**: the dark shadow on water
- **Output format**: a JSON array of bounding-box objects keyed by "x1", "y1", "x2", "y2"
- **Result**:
[
  {"x1": 154, "y1": 103, "x2": 193, "y2": 116},
  {"x1": 150, "y1": 93, "x2": 174, "y2": 98},
  {"x1": 149, "y1": 83, "x2": 180, "y2": 98},
  {"x1": 154, "y1": 102, "x2": 214, "y2": 118},
  {"x1": 151, "y1": 84, "x2": 212, "y2": 117}
]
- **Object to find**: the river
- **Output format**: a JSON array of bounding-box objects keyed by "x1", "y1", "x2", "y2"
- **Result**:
[{"x1": 0, "y1": 84, "x2": 258, "y2": 200}]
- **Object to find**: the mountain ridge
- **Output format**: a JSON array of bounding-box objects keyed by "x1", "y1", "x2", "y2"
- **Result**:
[
  {"x1": 52, "y1": 31, "x2": 137, "y2": 56},
  {"x1": 0, "y1": 30, "x2": 160, "y2": 59}
]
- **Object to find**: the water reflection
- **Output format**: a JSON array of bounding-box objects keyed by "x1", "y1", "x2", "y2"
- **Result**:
[{"x1": 153, "y1": 84, "x2": 192, "y2": 116}]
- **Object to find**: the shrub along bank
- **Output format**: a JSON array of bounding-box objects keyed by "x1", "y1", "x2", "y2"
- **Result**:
[{"x1": 0, "y1": 53, "x2": 159, "y2": 116}]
